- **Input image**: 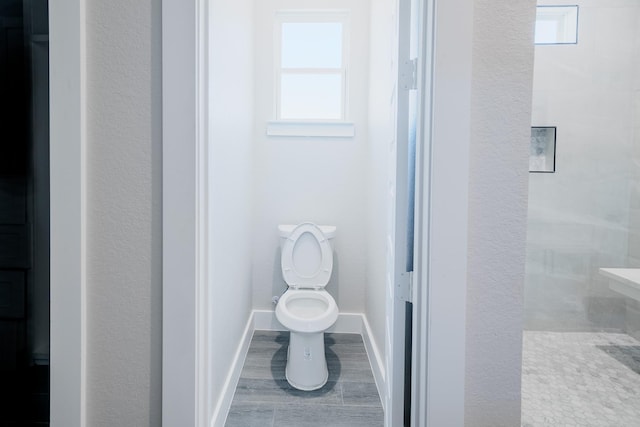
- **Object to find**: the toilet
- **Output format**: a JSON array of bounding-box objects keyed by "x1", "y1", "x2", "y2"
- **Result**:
[{"x1": 275, "y1": 222, "x2": 339, "y2": 391}]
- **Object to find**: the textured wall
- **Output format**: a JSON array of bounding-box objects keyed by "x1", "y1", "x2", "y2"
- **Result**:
[
  {"x1": 465, "y1": 1, "x2": 535, "y2": 425},
  {"x1": 85, "y1": 0, "x2": 162, "y2": 425}
]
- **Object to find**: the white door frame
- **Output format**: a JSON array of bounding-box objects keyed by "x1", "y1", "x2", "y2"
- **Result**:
[
  {"x1": 411, "y1": 0, "x2": 472, "y2": 425},
  {"x1": 49, "y1": 0, "x2": 87, "y2": 426},
  {"x1": 157, "y1": 0, "x2": 474, "y2": 426},
  {"x1": 161, "y1": 0, "x2": 209, "y2": 425},
  {"x1": 48, "y1": 0, "x2": 472, "y2": 424}
]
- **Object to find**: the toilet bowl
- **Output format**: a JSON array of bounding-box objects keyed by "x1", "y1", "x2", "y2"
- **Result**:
[{"x1": 275, "y1": 222, "x2": 338, "y2": 391}]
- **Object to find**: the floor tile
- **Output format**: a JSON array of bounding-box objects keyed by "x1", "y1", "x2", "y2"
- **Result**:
[
  {"x1": 233, "y1": 378, "x2": 343, "y2": 405},
  {"x1": 225, "y1": 331, "x2": 383, "y2": 426},
  {"x1": 272, "y1": 403, "x2": 384, "y2": 427},
  {"x1": 341, "y1": 381, "x2": 383, "y2": 407},
  {"x1": 225, "y1": 402, "x2": 274, "y2": 427},
  {"x1": 522, "y1": 331, "x2": 640, "y2": 426}
]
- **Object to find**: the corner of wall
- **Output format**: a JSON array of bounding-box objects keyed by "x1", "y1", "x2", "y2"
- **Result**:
[{"x1": 465, "y1": 0, "x2": 536, "y2": 425}]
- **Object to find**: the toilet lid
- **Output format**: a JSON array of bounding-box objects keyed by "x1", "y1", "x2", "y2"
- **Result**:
[{"x1": 281, "y1": 223, "x2": 333, "y2": 289}]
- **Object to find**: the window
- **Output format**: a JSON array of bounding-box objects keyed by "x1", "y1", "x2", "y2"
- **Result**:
[
  {"x1": 268, "y1": 11, "x2": 354, "y2": 137},
  {"x1": 535, "y1": 6, "x2": 578, "y2": 45}
]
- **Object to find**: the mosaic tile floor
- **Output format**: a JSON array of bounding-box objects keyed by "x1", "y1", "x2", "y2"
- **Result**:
[{"x1": 522, "y1": 331, "x2": 640, "y2": 426}]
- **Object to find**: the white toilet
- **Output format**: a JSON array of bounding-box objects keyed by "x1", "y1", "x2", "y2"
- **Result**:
[{"x1": 275, "y1": 222, "x2": 339, "y2": 391}]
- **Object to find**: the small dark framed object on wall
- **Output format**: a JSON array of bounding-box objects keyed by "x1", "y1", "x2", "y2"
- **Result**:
[{"x1": 530, "y1": 126, "x2": 556, "y2": 173}]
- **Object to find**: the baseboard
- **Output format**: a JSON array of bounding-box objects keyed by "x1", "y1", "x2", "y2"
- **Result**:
[
  {"x1": 210, "y1": 311, "x2": 255, "y2": 427},
  {"x1": 361, "y1": 314, "x2": 386, "y2": 411},
  {"x1": 253, "y1": 309, "x2": 364, "y2": 334}
]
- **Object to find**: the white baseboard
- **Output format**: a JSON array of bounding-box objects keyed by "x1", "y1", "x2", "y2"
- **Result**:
[
  {"x1": 361, "y1": 314, "x2": 386, "y2": 411},
  {"x1": 210, "y1": 312, "x2": 255, "y2": 427},
  {"x1": 253, "y1": 309, "x2": 285, "y2": 331},
  {"x1": 215, "y1": 310, "x2": 387, "y2": 423},
  {"x1": 253, "y1": 309, "x2": 366, "y2": 334}
]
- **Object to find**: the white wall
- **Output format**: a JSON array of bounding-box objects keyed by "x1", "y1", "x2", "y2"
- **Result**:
[
  {"x1": 465, "y1": 0, "x2": 535, "y2": 425},
  {"x1": 251, "y1": 0, "x2": 371, "y2": 314},
  {"x1": 208, "y1": 0, "x2": 255, "y2": 423},
  {"x1": 365, "y1": 0, "x2": 396, "y2": 382},
  {"x1": 526, "y1": 0, "x2": 640, "y2": 332},
  {"x1": 85, "y1": 0, "x2": 162, "y2": 424}
]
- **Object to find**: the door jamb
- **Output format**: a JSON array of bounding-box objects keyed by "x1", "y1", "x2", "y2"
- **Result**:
[
  {"x1": 162, "y1": 0, "x2": 210, "y2": 425},
  {"x1": 49, "y1": 0, "x2": 87, "y2": 426},
  {"x1": 412, "y1": 0, "x2": 472, "y2": 425},
  {"x1": 160, "y1": 0, "x2": 473, "y2": 425}
]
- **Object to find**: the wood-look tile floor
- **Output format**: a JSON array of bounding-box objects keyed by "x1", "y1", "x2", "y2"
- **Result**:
[{"x1": 225, "y1": 331, "x2": 384, "y2": 427}]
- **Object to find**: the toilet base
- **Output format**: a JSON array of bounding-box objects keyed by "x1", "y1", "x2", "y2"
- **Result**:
[{"x1": 285, "y1": 331, "x2": 329, "y2": 391}]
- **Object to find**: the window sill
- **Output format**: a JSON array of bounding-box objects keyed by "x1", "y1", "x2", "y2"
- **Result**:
[{"x1": 266, "y1": 121, "x2": 355, "y2": 137}]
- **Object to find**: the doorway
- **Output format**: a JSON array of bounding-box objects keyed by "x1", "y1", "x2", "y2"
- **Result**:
[
  {"x1": 162, "y1": 0, "x2": 472, "y2": 425},
  {"x1": 0, "y1": 0, "x2": 50, "y2": 425}
]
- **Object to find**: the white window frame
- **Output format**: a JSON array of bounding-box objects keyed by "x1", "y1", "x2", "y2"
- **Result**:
[
  {"x1": 534, "y1": 5, "x2": 579, "y2": 45},
  {"x1": 267, "y1": 10, "x2": 355, "y2": 138},
  {"x1": 275, "y1": 12, "x2": 349, "y2": 121}
]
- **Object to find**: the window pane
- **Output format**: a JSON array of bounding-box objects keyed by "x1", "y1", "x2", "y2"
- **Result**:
[
  {"x1": 280, "y1": 73, "x2": 342, "y2": 120},
  {"x1": 281, "y1": 22, "x2": 343, "y2": 68},
  {"x1": 535, "y1": 6, "x2": 578, "y2": 44}
]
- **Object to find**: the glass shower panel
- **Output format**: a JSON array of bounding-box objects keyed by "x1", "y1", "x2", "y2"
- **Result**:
[{"x1": 525, "y1": 1, "x2": 640, "y2": 333}]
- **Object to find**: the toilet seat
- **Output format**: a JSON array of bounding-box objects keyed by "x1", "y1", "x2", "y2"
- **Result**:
[
  {"x1": 281, "y1": 222, "x2": 333, "y2": 289},
  {"x1": 275, "y1": 289, "x2": 338, "y2": 333}
]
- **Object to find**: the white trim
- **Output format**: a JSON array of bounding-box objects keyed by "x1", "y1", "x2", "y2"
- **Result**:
[
  {"x1": 411, "y1": 0, "x2": 430, "y2": 423},
  {"x1": 361, "y1": 314, "x2": 386, "y2": 411},
  {"x1": 413, "y1": 0, "x2": 473, "y2": 424},
  {"x1": 162, "y1": 0, "x2": 209, "y2": 425},
  {"x1": 387, "y1": 0, "x2": 412, "y2": 424},
  {"x1": 211, "y1": 313, "x2": 255, "y2": 427},
  {"x1": 273, "y1": 11, "x2": 351, "y2": 122},
  {"x1": 266, "y1": 121, "x2": 355, "y2": 137},
  {"x1": 253, "y1": 309, "x2": 288, "y2": 331},
  {"x1": 327, "y1": 312, "x2": 366, "y2": 334},
  {"x1": 253, "y1": 309, "x2": 365, "y2": 334},
  {"x1": 49, "y1": 1, "x2": 87, "y2": 426}
]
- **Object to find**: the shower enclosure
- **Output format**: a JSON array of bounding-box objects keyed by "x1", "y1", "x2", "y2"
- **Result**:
[{"x1": 523, "y1": 1, "x2": 640, "y2": 425}]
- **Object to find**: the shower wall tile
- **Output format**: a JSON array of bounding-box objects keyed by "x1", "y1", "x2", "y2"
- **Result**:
[
  {"x1": 584, "y1": 296, "x2": 626, "y2": 331},
  {"x1": 627, "y1": 230, "x2": 640, "y2": 262},
  {"x1": 527, "y1": 0, "x2": 640, "y2": 332}
]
